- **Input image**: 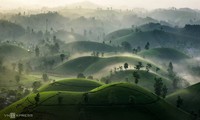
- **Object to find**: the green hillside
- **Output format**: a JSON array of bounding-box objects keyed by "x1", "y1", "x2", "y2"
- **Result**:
[
  {"x1": 166, "y1": 82, "x2": 200, "y2": 112},
  {"x1": 38, "y1": 78, "x2": 103, "y2": 92},
  {"x1": 84, "y1": 55, "x2": 166, "y2": 77},
  {"x1": 55, "y1": 30, "x2": 87, "y2": 43},
  {"x1": 54, "y1": 56, "x2": 100, "y2": 75},
  {"x1": 107, "y1": 70, "x2": 172, "y2": 93},
  {"x1": 0, "y1": 69, "x2": 40, "y2": 89},
  {"x1": 0, "y1": 83, "x2": 192, "y2": 120},
  {"x1": 105, "y1": 28, "x2": 133, "y2": 41},
  {"x1": 54, "y1": 55, "x2": 166, "y2": 77},
  {"x1": 0, "y1": 44, "x2": 30, "y2": 61},
  {"x1": 138, "y1": 48, "x2": 190, "y2": 61},
  {"x1": 64, "y1": 41, "x2": 116, "y2": 53},
  {"x1": 112, "y1": 30, "x2": 198, "y2": 49}
]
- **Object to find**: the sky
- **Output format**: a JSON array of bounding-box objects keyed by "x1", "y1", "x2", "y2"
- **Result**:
[{"x1": 0, "y1": 0, "x2": 200, "y2": 10}]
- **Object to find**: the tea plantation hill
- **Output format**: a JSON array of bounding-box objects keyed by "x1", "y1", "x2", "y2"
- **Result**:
[{"x1": 0, "y1": 83, "x2": 193, "y2": 120}]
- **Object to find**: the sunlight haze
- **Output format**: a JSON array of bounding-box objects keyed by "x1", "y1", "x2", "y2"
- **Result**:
[{"x1": 0, "y1": 0, "x2": 200, "y2": 9}]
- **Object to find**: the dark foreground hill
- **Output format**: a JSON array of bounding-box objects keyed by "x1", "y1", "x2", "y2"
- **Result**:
[{"x1": 0, "y1": 83, "x2": 192, "y2": 120}]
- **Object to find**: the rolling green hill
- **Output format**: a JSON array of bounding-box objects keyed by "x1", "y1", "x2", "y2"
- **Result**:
[
  {"x1": 107, "y1": 70, "x2": 172, "y2": 93},
  {"x1": 54, "y1": 56, "x2": 100, "y2": 75},
  {"x1": 54, "y1": 55, "x2": 167, "y2": 77},
  {"x1": 138, "y1": 48, "x2": 190, "y2": 61},
  {"x1": 64, "y1": 41, "x2": 116, "y2": 53},
  {"x1": 0, "y1": 69, "x2": 40, "y2": 89},
  {"x1": 0, "y1": 44, "x2": 30, "y2": 61},
  {"x1": 112, "y1": 30, "x2": 199, "y2": 49},
  {"x1": 166, "y1": 82, "x2": 200, "y2": 113},
  {"x1": 0, "y1": 83, "x2": 192, "y2": 120},
  {"x1": 84, "y1": 55, "x2": 166, "y2": 77},
  {"x1": 38, "y1": 78, "x2": 103, "y2": 92},
  {"x1": 55, "y1": 30, "x2": 87, "y2": 43},
  {"x1": 104, "y1": 28, "x2": 133, "y2": 41}
]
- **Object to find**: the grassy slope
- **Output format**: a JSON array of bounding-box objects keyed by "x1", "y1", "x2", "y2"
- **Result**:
[
  {"x1": 84, "y1": 55, "x2": 167, "y2": 76},
  {"x1": 54, "y1": 56, "x2": 100, "y2": 75},
  {"x1": 166, "y1": 82, "x2": 200, "y2": 112},
  {"x1": 54, "y1": 55, "x2": 167, "y2": 77},
  {"x1": 112, "y1": 30, "x2": 197, "y2": 48},
  {"x1": 108, "y1": 70, "x2": 172, "y2": 93},
  {"x1": 64, "y1": 41, "x2": 116, "y2": 53},
  {"x1": 38, "y1": 78, "x2": 103, "y2": 92},
  {"x1": 138, "y1": 48, "x2": 190, "y2": 61},
  {"x1": 0, "y1": 69, "x2": 40, "y2": 89},
  {"x1": 104, "y1": 28, "x2": 133, "y2": 41},
  {"x1": 0, "y1": 44, "x2": 29, "y2": 60},
  {"x1": 0, "y1": 83, "x2": 192, "y2": 120}
]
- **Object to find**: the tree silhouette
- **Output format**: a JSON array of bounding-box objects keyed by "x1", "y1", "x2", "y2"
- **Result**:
[
  {"x1": 77, "y1": 73, "x2": 86, "y2": 78},
  {"x1": 124, "y1": 63, "x2": 129, "y2": 70},
  {"x1": 121, "y1": 41, "x2": 132, "y2": 51},
  {"x1": 156, "y1": 67, "x2": 160, "y2": 73},
  {"x1": 18, "y1": 63, "x2": 23, "y2": 74},
  {"x1": 15, "y1": 75, "x2": 20, "y2": 83},
  {"x1": 34, "y1": 93, "x2": 40, "y2": 105},
  {"x1": 134, "y1": 62, "x2": 144, "y2": 70},
  {"x1": 154, "y1": 78, "x2": 163, "y2": 96},
  {"x1": 58, "y1": 96, "x2": 63, "y2": 105},
  {"x1": 145, "y1": 42, "x2": 150, "y2": 50},
  {"x1": 133, "y1": 71, "x2": 140, "y2": 84},
  {"x1": 176, "y1": 96, "x2": 183, "y2": 108},
  {"x1": 35, "y1": 46, "x2": 40, "y2": 57},
  {"x1": 162, "y1": 85, "x2": 168, "y2": 98},
  {"x1": 60, "y1": 54, "x2": 65, "y2": 62},
  {"x1": 42, "y1": 73, "x2": 49, "y2": 82},
  {"x1": 146, "y1": 63, "x2": 152, "y2": 72}
]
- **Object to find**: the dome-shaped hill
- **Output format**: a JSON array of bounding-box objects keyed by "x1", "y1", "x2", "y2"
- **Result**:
[
  {"x1": 84, "y1": 55, "x2": 167, "y2": 76},
  {"x1": 64, "y1": 41, "x2": 116, "y2": 53},
  {"x1": 0, "y1": 44, "x2": 29, "y2": 60},
  {"x1": 104, "y1": 28, "x2": 133, "y2": 41},
  {"x1": 112, "y1": 30, "x2": 197, "y2": 49},
  {"x1": 166, "y1": 82, "x2": 200, "y2": 113},
  {"x1": 138, "y1": 48, "x2": 189, "y2": 61},
  {"x1": 38, "y1": 78, "x2": 103, "y2": 92},
  {"x1": 55, "y1": 30, "x2": 87, "y2": 43},
  {"x1": 54, "y1": 55, "x2": 167, "y2": 77},
  {"x1": 0, "y1": 83, "x2": 192, "y2": 120},
  {"x1": 106, "y1": 70, "x2": 172, "y2": 93},
  {"x1": 54, "y1": 56, "x2": 101, "y2": 75}
]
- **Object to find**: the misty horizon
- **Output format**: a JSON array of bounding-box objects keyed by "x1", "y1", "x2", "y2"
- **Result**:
[{"x1": 0, "y1": 0, "x2": 200, "y2": 10}]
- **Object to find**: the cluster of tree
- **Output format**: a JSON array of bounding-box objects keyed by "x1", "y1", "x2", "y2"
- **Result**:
[
  {"x1": 154, "y1": 77, "x2": 168, "y2": 98},
  {"x1": 132, "y1": 46, "x2": 141, "y2": 54},
  {"x1": 91, "y1": 51, "x2": 104, "y2": 57},
  {"x1": 77, "y1": 73, "x2": 93, "y2": 80},
  {"x1": 134, "y1": 62, "x2": 144, "y2": 70},
  {"x1": 146, "y1": 63, "x2": 152, "y2": 72}
]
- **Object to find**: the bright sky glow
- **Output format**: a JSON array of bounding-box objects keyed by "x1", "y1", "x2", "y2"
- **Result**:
[{"x1": 0, "y1": 0, "x2": 199, "y2": 10}]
